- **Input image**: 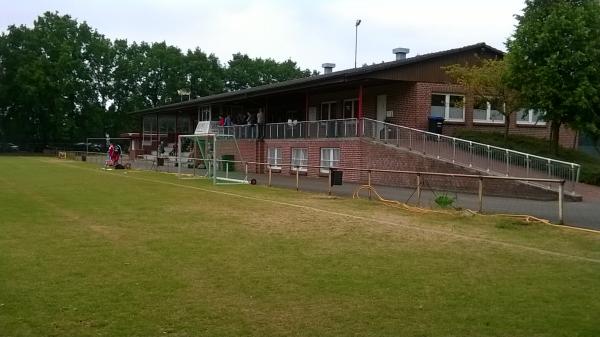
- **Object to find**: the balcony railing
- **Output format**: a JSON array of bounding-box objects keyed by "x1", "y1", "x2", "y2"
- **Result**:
[
  {"x1": 362, "y1": 118, "x2": 580, "y2": 193},
  {"x1": 218, "y1": 118, "x2": 358, "y2": 139}
]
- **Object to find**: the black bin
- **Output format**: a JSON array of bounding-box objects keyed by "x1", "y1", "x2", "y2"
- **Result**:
[
  {"x1": 427, "y1": 116, "x2": 445, "y2": 134},
  {"x1": 330, "y1": 169, "x2": 343, "y2": 186}
]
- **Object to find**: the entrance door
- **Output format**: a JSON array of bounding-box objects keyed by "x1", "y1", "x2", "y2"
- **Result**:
[{"x1": 376, "y1": 95, "x2": 387, "y2": 139}]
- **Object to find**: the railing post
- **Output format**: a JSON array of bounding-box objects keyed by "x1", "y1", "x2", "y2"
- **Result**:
[
  {"x1": 469, "y1": 141, "x2": 473, "y2": 168},
  {"x1": 558, "y1": 181, "x2": 564, "y2": 224},
  {"x1": 423, "y1": 133, "x2": 426, "y2": 155},
  {"x1": 409, "y1": 131, "x2": 412, "y2": 150},
  {"x1": 416, "y1": 173, "x2": 421, "y2": 206},
  {"x1": 245, "y1": 163, "x2": 248, "y2": 181},
  {"x1": 296, "y1": 166, "x2": 300, "y2": 191},
  {"x1": 436, "y1": 134, "x2": 440, "y2": 159},
  {"x1": 452, "y1": 139, "x2": 456, "y2": 163},
  {"x1": 487, "y1": 145, "x2": 491, "y2": 172},
  {"x1": 396, "y1": 126, "x2": 400, "y2": 147},
  {"x1": 505, "y1": 149, "x2": 509, "y2": 176},
  {"x1": 526, "y1": 154, "x2": 530, "y2": 177},
  {"x1": 478, "y1": 177, "x2": 483, "y2": 213}
]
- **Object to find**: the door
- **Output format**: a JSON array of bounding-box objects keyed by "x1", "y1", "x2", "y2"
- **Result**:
[{"x1": 376, "y1": 95, "x2": 387, "y2": 139}]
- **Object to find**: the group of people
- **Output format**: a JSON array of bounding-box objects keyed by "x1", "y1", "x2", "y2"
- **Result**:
[{"x1": 218, "y1": 108, "x2": 266, "y2": 139}]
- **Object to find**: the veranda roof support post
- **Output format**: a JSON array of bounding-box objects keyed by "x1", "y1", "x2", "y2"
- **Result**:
[{"x1": 358, "y1": 84, "x2": 363, "y2": 137}]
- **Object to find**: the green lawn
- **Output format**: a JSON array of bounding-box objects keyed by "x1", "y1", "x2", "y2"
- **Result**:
[{"x1": 1, "y1": 156, "x2": 600, "y2": 337}]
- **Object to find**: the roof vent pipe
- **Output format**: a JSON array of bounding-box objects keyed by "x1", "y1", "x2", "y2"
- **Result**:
[
  {"x1": 322, "y1": 63, "x2": 336, "y2": 74},
  {"x1": 393, "y1": 47, "x2": 410, "y2": 60}
]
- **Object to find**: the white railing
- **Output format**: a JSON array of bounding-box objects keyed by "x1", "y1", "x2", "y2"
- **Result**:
[
  {"x1": 362, "y1": 118, "x2": 581, "y2": 194},
  {"x1": 218, "y1": 118, "x2": 359, "y2": 139}
]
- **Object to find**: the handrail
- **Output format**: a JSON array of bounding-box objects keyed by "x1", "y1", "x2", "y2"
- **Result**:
[{"x1": 363, "y1": 118, "x2": 581, "y2": 167}]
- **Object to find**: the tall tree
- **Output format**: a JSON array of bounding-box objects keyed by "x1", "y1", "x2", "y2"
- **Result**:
[
  {"x1": 446, "y1": 59, "x2": 521, "y2": 142},
  {"x1": 225, "y1": 54, "x2": 312, "y2": 91},
  {"x1": 507, "y1": 0, "x2": 600, "y2": 153}
]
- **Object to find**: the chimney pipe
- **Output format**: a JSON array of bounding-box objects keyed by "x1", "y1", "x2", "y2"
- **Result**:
[
  {"x1": 322, "y1": 63, "x2": 335, "y2": 74},
  {"x1": 393, "y1": 47, "x2": 410, "y2": 61}
]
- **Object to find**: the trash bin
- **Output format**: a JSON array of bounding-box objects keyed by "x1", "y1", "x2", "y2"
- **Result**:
[
  {"x1": 221, "y1": 154, "x2": 235, "y2": 171},
  {"x1": 330, "y1": 168, "x2": 343, "y2": 186},
  {"x1": 427, "y1": 116, "x2": 445, "y2": 134}
]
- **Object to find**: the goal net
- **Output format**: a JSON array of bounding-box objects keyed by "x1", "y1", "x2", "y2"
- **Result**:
[{"x1": 177, "y1": 121, "x2": 248, "y2": 185}]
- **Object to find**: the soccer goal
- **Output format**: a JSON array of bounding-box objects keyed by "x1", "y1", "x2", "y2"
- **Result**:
[{"x1": 177, "y1": 121, "x2": 248, "y2": 185}]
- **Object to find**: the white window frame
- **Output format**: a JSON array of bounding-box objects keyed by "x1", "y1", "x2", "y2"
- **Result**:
[
  {"x1": 291, "y1": 148, "x2": 308, "y2": 172},
  {"x1": 431, "y1": 93, "x2": 465, "y2": 122},
  {"x1": 320, "y1": 148, "x2": 340, "y2": 174},
  {"x1": 267, "y1": 147, "x2": 282, "y2": 170},
  {"x1": 320, "y1": 101, "x2": 337, "y2": 120},
  {"x1": 343, "y1": 98, "x2": 358, "y2": 119},
  {"x1": 473, "y1": 101, "x2": 505, "y2": 124},
  {"x1": 517, "y1": 109, "x2": 547, "y2": 126}
]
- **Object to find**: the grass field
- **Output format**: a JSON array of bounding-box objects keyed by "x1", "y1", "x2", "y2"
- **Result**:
[{"x1": 1, "y1": 156, "x2": 600, "y2": 337}]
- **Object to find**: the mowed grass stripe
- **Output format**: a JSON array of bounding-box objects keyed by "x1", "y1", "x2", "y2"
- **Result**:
[{"x1": 0, "y1": 156, "x2": 599, "y2": 337}]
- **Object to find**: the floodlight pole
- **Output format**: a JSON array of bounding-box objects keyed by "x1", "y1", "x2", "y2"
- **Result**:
[{"x1": 354, "y1": 19, "x2": 361, "y2": 68}]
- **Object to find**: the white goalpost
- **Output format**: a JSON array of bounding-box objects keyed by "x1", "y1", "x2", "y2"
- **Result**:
[{"x1": 177, "y1": 121, "x2": 248, "y2": 185}]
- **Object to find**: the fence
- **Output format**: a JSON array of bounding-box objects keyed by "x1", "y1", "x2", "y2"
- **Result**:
[
  {"x1": 59, "y1": 150, "x2": 565, "y2": 224},
  {"x1": 219, "y1": 118, "x2": 359, "y2": 139},
  {"x1": 362, "y1": 118, "x2": 580, "y2": 194}
]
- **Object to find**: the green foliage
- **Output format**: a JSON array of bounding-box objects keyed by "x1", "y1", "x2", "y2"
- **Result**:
[
  {"x1": 0, "y1": 12, "x2": 314, "y2": 148},
  {"x1": 434, "y1": 193, "x2": 455, "y2": 208},
  {"x1": 445, "y1": 59, "x2": 521, "y2": 141},
  {"x1": 506, "y1": 0, "x2": 600, "y2": 153},
  {"x1": 454, "y1": 129, "x2": 600, "y2": 185}
]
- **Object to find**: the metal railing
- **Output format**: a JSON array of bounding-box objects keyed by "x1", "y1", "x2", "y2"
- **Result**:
[
  {"x1": 362, "y1": 118, "x2": 581, "y2": 193},
  {"x1": 219, "y1": 118, "x2": 359, "y2": 139}
]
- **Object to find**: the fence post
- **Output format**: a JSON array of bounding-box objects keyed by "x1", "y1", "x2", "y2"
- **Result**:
[
  {"x1": 487, "y1": 145, "x2": 491, "y2": 172},
  {"x1": 469, "y1": 141, "x2": 473, "y2": 168},
  {"x1": 296, "y1": 167, "x2": 300, "y2": 191},
  {"x1": 526, "y1": 154, "x2": 530, "y2": 178},
  {"x1": 368, "y1": 170, "x2": 372, "y2": 200},
  {"x1": 328, "y1": 169, "x2": 332, "y2": 195},
  {"x1": 452, "y1": 139, "x2": 456, "y2": 163},
  {"x1": 416, "y1": 173, "x2": 421, "y2": 206},
  {"x1": 570, "y1": 164, "x2": 576, "y2": 193},
  {"x1": 268, "y1": 166, "x2": 272, "y2": 187},
  {"x1": 437, "y1": 134, "x2": 440, "y2": 159},
  {"x1": 245, "y1": 163, "x2": 248, "y2": 181},
  {"x1": 558, "y1": 181, "x2": 564, "y2": 224},
  {"x1": 478, "y1": 177, "x2": 483, "y2": 213}
]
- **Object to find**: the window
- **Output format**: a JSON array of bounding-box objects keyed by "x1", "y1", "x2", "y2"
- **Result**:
[
  {"x1": 430, "y1": 94, "x2": 465, "y2": 122},
  {"x1": 291, "y1": 148, "x2": 308, "y2": 172},
  {"x1": 320, "y1": 148, "x2": 340, "y2": 174},
  {"x1": 343, "y1": 99, "x2": 358, "y2": 119},
  {"x1": 267, "y1": 147, "x2": 282, "y2": 170},
  {"x1": 473, "y1": 99, "x2": 505, "y2": 124},
  {"x1": 320, "y1": 101, "x2": 337, "y2": 120},
  {"x1": 517, "y1": 109, "x2": 546, "y2": 126}
]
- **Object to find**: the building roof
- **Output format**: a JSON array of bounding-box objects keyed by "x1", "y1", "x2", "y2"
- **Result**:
[{"x1": 131, "y1": 42, "x2": 504, "y2": 115}]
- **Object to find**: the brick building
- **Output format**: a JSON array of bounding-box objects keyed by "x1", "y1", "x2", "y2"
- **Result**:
[{"x1": 129, "y1": 42, "x2": 580, "y2": 198}]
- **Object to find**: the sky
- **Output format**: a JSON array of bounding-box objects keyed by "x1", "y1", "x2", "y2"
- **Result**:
[{"x1": 0, "y1": 0, "x2": 525, "y2": 72}]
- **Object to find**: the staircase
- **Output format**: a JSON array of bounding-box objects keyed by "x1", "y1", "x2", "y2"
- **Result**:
[{"x1": 362, "y1": 118, "x2": 581, "y2": 196}]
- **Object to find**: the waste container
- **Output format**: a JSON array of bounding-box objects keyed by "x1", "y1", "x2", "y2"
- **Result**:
[
  {"x1": 427, "y1": 116, "x2": 445, "y2": 134},
  {"x1": 221, "y1": 154, "x2": 235, "y2": 171},
  {"x1": 330, "y1": 168, "x2": 343, "y2": 186}
]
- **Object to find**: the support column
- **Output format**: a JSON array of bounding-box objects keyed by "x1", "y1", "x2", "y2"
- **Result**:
[{"x1": 358, "y1": 84, "x2": 364, "y2": 136}]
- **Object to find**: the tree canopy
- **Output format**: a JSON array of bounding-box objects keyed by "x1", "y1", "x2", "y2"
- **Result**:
[
  {"x1": 506, "y1": 0, "x2": 600, "y2": 153},
  {"x1": 0, "y1": 12, "x2": 315, "y2": 148}
]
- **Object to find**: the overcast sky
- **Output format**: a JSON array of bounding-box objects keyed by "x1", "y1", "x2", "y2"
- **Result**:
[{"x1": 0, "y1": 0, "x2": 525, "y2": 71}]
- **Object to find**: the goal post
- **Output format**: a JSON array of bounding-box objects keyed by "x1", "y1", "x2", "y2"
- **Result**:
[{"x1": 177, "y1": 122, "x2": 248, "y2": 185}]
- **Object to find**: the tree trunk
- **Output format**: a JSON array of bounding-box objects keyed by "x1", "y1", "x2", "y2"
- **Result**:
[
  {"x1": 503, "y1": 112, "x2": 511, "y2": 145},
  {"x1": 550, "y1": 121, "x2": 561, "y2": 155}
]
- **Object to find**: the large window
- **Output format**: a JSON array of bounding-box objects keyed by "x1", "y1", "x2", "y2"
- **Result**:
[
  {"x1": 320, "y1": 148, "x2": 340, "y2": 174},
  {"x1": 343, "y1": 99, "x2": 358, "y2": 119},
  {"x1": 473, "y1": 99, "x2": 505, "y2": 124},
  {"x1": 430, "y1": 94, "x2": 465, "y2": 122},
  {"x1": 291, "y1": 148, "x2": 308, "y2": 172},
  {"x1": 517, "y1": 109, "x2": 546, "y2": 126},
  {"x1": 267, "y1": 147, "x2": 282, "y2": 170},
  {"x1": 320, "y1": 101, "x2": 337, "y2": 120}
]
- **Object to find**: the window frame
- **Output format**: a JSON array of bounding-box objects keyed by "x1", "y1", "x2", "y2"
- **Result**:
[
  {"x1": 517, "y1": 109, "x2": 547, "y2": 126},
  {"x1": 291, "y1": 148, "x2": 308, "y2": 172},
  {"x1": 342, "y1": 98, "x2": 358, "y2": 119},
  {"x1": 430, "y1": 93, "x2": 465, "y2": 122},
  {"x1": 473, "y1": 100, "x2": 506, "y2": 124},
  {"x1": 267, "y1": 147, "x2": 283, "y2": 170},
  {"x1": 320, "y1": 101, "x2": 337, "y2": 120},
  {"x1": 320, "y1": 147, "x2": 340, "y2": 174}
]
